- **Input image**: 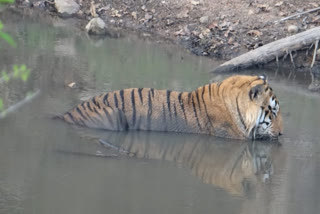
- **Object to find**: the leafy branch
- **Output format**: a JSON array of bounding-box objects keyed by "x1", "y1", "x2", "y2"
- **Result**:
[{"x1": 0, "y1": 0, "x2": 34, "y2": 114}]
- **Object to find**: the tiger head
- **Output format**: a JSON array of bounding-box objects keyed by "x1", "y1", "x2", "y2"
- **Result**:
[
  {"x1": 254, "y1": 93, "x2": 283, "y2": 140},
  {"x1": 221, "y1": 75, "x2": 283, "y2": 140}
]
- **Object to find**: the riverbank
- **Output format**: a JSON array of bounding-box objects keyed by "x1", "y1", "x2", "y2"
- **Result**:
[{"x1": 12, "y1": 0, "x2": 320, "y2": 60}]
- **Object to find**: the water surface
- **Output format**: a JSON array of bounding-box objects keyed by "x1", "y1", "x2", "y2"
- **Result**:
[{"x1": 1, "y1": 9, "x2": 320, "y2": 214}]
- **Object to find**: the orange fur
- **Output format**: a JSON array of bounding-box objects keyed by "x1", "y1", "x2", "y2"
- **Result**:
[{"x1": 61, "y1": 75, "x2": 283, "y2": 139}]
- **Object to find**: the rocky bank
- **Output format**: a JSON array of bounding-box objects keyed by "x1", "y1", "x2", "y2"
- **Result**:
[{"x1": 11, "y1": 0, "x2": 320, "y2": 65}]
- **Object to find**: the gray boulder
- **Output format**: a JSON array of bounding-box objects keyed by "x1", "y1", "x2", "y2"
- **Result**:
[
  {"x1": 85, "y1": 18, "x2": 107, "y2": 35},
  {"x1": 55, "y1": 0, "x2": 80, "y2": 15}
]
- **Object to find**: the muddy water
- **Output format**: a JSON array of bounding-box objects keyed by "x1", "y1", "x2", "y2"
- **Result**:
[{"x1": 1, "y1": 10, "x2": 320, "y2": 214}]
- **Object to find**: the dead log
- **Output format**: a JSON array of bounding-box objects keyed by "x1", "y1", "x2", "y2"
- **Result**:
[{"x1": 211, "y1": 26, "x2": 320, "y2": 73}]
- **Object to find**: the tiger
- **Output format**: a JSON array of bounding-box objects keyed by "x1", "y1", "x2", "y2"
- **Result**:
[{"x1": 60, "y1": 75, "x2": 283, "y2": 140}]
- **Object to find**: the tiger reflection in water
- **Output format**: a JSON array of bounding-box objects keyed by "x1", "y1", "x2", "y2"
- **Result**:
[{"x1": 96, "y1": 131, "x2": 278, "y2": 197}]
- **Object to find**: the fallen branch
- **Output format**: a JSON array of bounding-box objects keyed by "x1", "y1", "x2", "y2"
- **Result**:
[
  {"x1": 0, "y1": 90, "x2": 40, "y2": 119},
  {"x1": 211, "y1": 26, "x2": 320, "y2": 73},
  {"x1": 274, "y1": 7, "x2": 320, "y2": 23}
]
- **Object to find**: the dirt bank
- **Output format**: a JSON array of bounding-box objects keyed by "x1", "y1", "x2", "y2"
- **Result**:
[{"x1": 12, "y1": 0, "x2": 320, "y2": 61}]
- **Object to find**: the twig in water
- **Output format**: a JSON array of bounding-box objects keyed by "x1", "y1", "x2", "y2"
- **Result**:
[
  {"x1": 283, "y1": 50, "x2": 288, "y2": 61},
  {"x1": 289, "y1": 51, "x2": 295, "y2": 67},
  {"x1": 99, "y1": 139, "x2": 130, "y2": 155},
  {"x1": 311, "y1": 40, "x2": 319, "y2": 68},
  {"x1": 274, "y1": 7, "x2": 320, "y2": 23},
  {"x1": 0, "y1": 90, "x2": 40, "y2": 119}
]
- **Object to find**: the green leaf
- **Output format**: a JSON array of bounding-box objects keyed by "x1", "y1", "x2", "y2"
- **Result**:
[
  {"x1": 2, "y1": 71, "x2": 10, "y2": 82},
  {"x1": 21, "y1": 69, "x2": 30, "y2": 82},
  {"x1": 0, "y1": 0, "x2": 15, "y2": 4},
  {"x1": 20, "y1": 64, "x2": 26, "y2": 71},
  {"x1": 0, "y1": 31, "x2": 16, "y2": 47},
  {"x1": 13, "y1": 65, "x2": 20, "y2": 77},
  {"x1": 0, "y1": 98, "x2": 3, "y2": 111}
]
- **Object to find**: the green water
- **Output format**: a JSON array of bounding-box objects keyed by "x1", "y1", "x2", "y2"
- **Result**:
[{"x1": 1, "y1": 9, "x2": 320, "y2": 214}]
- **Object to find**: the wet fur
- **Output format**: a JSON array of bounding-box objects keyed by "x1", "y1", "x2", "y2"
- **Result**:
[{"x1": 61, "y1": 75, "x2": 283, "y2": 139}]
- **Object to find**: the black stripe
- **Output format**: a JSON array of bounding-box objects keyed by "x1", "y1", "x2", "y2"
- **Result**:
[
  {"x1": 147, "y1": 89, "x2": 153, "y2": 130},
  {"x1": 131, "y1": 89, "x2": 136, "y2": 127},
  {"x1": 114, "y1": 111, "x2": 120, "y2": 130},
  {"x1": 119, "y1": 89, "x2": 125, "y2": 111},
  {"x1": 92, "y1": 97, "x2": 101, "y2": 109},
  {"x1": 265, "y1": 86, "x2": 269, "y2": 92},
  {"x1": 173, "y1": 102, "x2": 178, "y2": 122},
  {"x1": 187, "y1": 92, "x2": 192, "y2": 104},
  {"x1": 191, "y1": 96, "x2": 201, "y2": 131},
  {"x1": 162, "y1": 103, "x2": 167, "y2": 131},
  {"x1": 239, "y1": 79, "x2": 258, "y2": 89},
  {"x1": 178, "y1": 92, "x2": 188, "y2": 124},
  {"x1": 81, "y1": 102, "x2": 86, "y2": 110},
  {"x1": 87, "y1": 102, "x2": 93, "y2": 112},
  {"x1": 93, "y1": 107, "x2": 103, "y2": 119},
  {"x1": 93, "y1": 107, "x2": 107, "y2": 128},
  {"x1": 118, "y1": 111, "x2": 128, "y2": 130},
  {"x1": 102, "y1": 107, "x2": 114, "y2": 128},
  {"x1": 76, "y1": 107, "x2": 88, "y2": 120},
  {"x1": 103, "y1": 93, "x2": 109, "y2": 106},
  {"x1": 136, "y1": 115, "x2": 142, "y2": 130},
  {"x1": 150, "y1": 88, "x2": 154, "y2": 98},
  {"x1": 66, "y1": 112, "x2": 75, "y2": 123},
  {"x1": 201, "y1": 86, "x2": 213, "y2": 131},
  {"x1": 167, "y1": 90, "x2": 172, "y2": 120},
  {"x1": 84, "y1": 111, "x2": 94, "y2": 123},
  {"x1": 78, "y1": 118, "x2": 86, "y2": 126},
  {"x1": 80, "y1": 104, "x2": 93, "y2": 123},
  {"x1": 208, "y1": 84, "x2": 212, "y2": 101},
  {"x1": 138, "y1": 88, "x2": 143, "y2": 103},
  {"x1": 217, "y1": 82, "x2": 222, "y2": 96},
  {"x1": 236, "y1": 96, "x2": 247, "y2": 131},
  {"x1": 195, "y1": 90, "x2": 201, "y2": 111},
  {"x1": 114, "y1": 93, "x2": 118, "y2": 108}
]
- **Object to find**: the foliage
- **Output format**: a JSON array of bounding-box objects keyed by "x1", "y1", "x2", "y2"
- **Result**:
[
  {"x1": 0, "y1": 0, "x2": 16, "y2": 47},
  {"x1": 0, "y1": 0, "x2": 32, "y2": 113},
  {"x1": 0, "y1": 20, "x2": 16, "y2": 47},
  {"x1": 0, "y1": 0, "x2": 15, "y2": 3}
]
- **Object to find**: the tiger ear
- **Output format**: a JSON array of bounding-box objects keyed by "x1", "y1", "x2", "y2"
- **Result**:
[
  {"x1": 249, "y1": 84, "x2": 264, "y2": 101},
  {"x1": 259, "y1": 74, "x2": 268, "y2": 81}
]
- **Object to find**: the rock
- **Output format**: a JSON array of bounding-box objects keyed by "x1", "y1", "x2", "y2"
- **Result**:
[
  {"x1": 85, "y1": 18, "x2": 107, "y2": 35},
  {"x1": 248, "y1": 10, "x2": 254, "y2": 15},
  {"x1": 34, "y1": 1, "x2": 46, "y2": 9},
  {"x1": 199, "y1": 16, "x2": 209, "y2": 24},
  {"x1": 131, "y1": 11, "x2": 137, "y2": 19},
  {"x1": 191, "y1": 1, "x2": 200, "y2": 6},
  {"x1": 55, "y1": 0, "x2": 80, "y2": 16},
  {"x1": 176, "y1": 8, "x2": 189, "y2": 19},
  {"x1": 145, "y1": 13, "x2": 153, "y2": 22},
  {"x1": 67, "y1": 82, "x2": 76, "y2": 88},
  {"x1": 141, "y1": 5, "x2": 147, "y2": 11},
  {"x1": 287, "y1": 25, "x2": 299, "y2": 34},
  {"x1": 22, "y1": 0, "x2": 33, "y2": 7}
]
